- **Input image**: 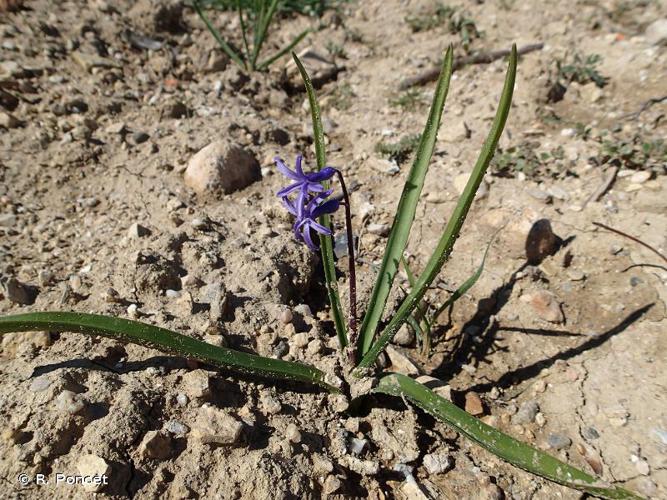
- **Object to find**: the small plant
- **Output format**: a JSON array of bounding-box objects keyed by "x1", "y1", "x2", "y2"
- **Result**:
[
  {"x1": 558, "y1": 53, "x2": 608, "y2": 88},
  {"x1": 0, "y1": 46, "x2": 642, "y2": 500},
  {"x1": 326, "y1": 82, "x2": 355, "y2": 110},
  {"x1": 193, "y1": 0, "x2": 309, "y2": 72},
  {"x1": 597, "y1": 133, "x2": 667, "y2": 171},
  {"x1": 405, "y1": 3, "x2": 481, "y2": 51},
  {"x1": 491, "y1": 141, "x2": 568, "y2": 178},
  {"x1": 547, "y1": 52, "x2": 609, "y2": 102},
  {"x1": 325, "y1": 40, "x2": 347, "y2": 59},
  {"x1": 389, "y1": 88, "x2": 426, "y2": 109},
  {"x1": 375, "y1": 134, "x2": 421, "y2": 163}
]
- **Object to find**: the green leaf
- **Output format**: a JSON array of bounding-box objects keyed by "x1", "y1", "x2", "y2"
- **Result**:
[
  {"x1": 193, "y1": 0, "x2": 246, "y2": 71},
  {"x1": 250, "y1": 0, "x2": 279, "y2": 69},
  {"x1": 0, "y1": 312, "x2": 339, "y2": 392},
  {"x1": 292, "y1": 52, "x2": 348, "y2": 348},
  {"x1": 355, "y1": 46, "x2": 517, "y2": 374},
  {"x1": 428, "y1": 230, "x2": 496, "y2": 325},
  {"x1": 357, "y1": 46, "x2": 454, "y2": 357},
  {"x1": 257, "y1": 29, "x2": 309, "y2": 70},
  {"x1": 374, "y1": 374, "x2": 643, "y2": 500}
]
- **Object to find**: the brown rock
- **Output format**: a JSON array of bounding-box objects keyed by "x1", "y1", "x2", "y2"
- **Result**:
[
  {"x1": 191, "y1": 405, "x2": 243, "y2": 446},
  {"x1": 521, "y1": 290, "x2": 565, "y2": 323},
  {"x1": 184, "y1": 141, "x2": 261, "y2": 196},
  {"x1": 464, "y1": 391, "x2": 484, "y2": 416},
  {"x1": 525, "y1": 219, "x2": 560, "y2": 264},
  {"x1": 138, "y1": 430, "x2": 173, "y2": 460}
]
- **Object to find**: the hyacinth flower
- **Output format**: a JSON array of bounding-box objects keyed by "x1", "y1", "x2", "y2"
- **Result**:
[
  {"x1": 282, "y1": 189, "x2": 340, "y2": 251},
  {"x1": 275, "y1": 154, "x2": 337, "y2": 198},
  {"x1": 276, "y1": 155, "x2": 358, "y2": 341}
]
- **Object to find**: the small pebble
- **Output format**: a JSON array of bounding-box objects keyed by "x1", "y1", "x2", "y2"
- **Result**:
[
  {"x1": 291, "y1": 332, "x2": 309, "y2": 348},
  {"x1": 285, "y1": 423, "x2": 302, "y2": 443},
  {"x1": 512, "y1": 400, "x2": 540, "y2": 425},
  {"x1": 367, "y1": 222, "x2": 390, "y2": 236},
  {"x1": 422, "y1": 453, "x2": 451, "y2": 475},
  {"x1": 132, "y1": 131, "x2": 150, "y2": 144},
  {"x1": 547, "y1": 433, "x2": 572, "y2": 450},
  {"x1": 55, "y1": 390, "x2": 86, "y2": 415},
  {"x1": 127, "y1": 303, "x2": 138, "y2": 318},
  {"x1": 582, "y1": 426, "x2": 600, "y2": 440},
  {"x1": 164, "y1": 420, "x2": 189, "y2": 436},
  {"x1": 279, "y1": 309, "x2": 293, "y2": 324},
  {"x1": 260, "y1": 394, "x2": 282, "y2": 415},
  {"x1": 465, "y1": 391, "x2": 484, "y2": 416},
  {"x1": 347, "y1": 436, "x2": 367, "y2": 455}
]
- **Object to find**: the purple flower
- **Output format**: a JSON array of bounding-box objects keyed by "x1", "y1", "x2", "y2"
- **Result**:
[
  {"x1": 291, "y1": 190, "x2": 340, "y2": 250},
  {"x1": 276, "y1": 155, "x2": 340, "y2": 251},
  {"x1": 275, "y1": 155, "x2": 336, "y2": 198}
]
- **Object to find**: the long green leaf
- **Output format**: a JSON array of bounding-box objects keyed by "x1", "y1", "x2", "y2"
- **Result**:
[
  {"x1": 0, "y1": 312, "x2": 339, "y2": 392},
  {"x1": 292, "y1": 52, "x2": 348, "y2": 348},
  {"x1": 357, "y1": 46, "x2": 454, "y2": 357},
  {"x1": 257, "y1": 28, "x2": 309, "y2": 70},
  {"x1": 374, "y1": 374, "x2": 643, "y2": 500},
  {"x1": 193, "y1": 0, "x2": 246, "y2": 70},
  {"x1": 355, "y1": 46, "x2": 517, "y2": 373}
]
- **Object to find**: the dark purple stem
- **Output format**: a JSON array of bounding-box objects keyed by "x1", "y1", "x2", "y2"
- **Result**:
[{"x1": 334, "y1": 170, "x2": 357, "y2": 345}]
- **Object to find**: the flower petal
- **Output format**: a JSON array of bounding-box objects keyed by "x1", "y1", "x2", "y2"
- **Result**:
[
  {"x1": 310, "y1": 219, "x2": 333, "y2": 236},
  {"x1": 281, "y1": 196, "x2": 298, "y2": 216},
  {"x1": 275, "y1": 157, "x2": 300, "y2": 180},
  {"x1": 306, "y1": 166, "x2": 337, "y2": 182},
  {"x1": 295, "y1": 155, "x2": 304, "y2": 177},
  {"x1": 302, "y1": 223, "x2": 319, "y2": 251},
  {"x1": 276, "y1": 182, "x2": 302, "y2": 197},
  {"x1": 296, "y1": 187, "x2": 307, "y2": 218},
  {"x1": 312, "y1": 199, "x2": 340, "y2": 218}
]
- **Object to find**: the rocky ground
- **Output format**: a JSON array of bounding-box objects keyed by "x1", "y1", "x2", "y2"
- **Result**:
[{"x1": 1, "y1": 0, "x2": 666, "y2": 498}]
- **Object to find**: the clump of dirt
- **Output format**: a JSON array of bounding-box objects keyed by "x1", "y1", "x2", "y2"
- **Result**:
[{"x1": 1, "y1": 0, "x2": 666, "y2": 498}]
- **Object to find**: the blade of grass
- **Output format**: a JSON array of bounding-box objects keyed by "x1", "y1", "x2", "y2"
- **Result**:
[
  {"x1": 292, "y1": 51, "x2": 348, "y2": 348},
  {"x1": 193, "y1": 0, "x2": 246, "y2": 70},
  {"x1": 257, "y1": 28, "x2": 309, "y2": 70},
  {"x1": 0, "y1": 312, "x2": 339, "y2": 392},
  {"x1": 355, "y1": 46, "x2": 517, "y2": 374},
  {"x1": 237, "y1": 0, "x2": 252, "y2": 65},
  {"x1": 357, "y1": 46, "x2": 454, "y2": 357},
  {"x1": 250, "y1": 0, "x2": 279, "y2": 69},
  {"x1": 428, "y1": 229, "x2": 496, "y2": 325},
  {"x1": 375, "y1": 374, "x2": 643, "y2": 500}
]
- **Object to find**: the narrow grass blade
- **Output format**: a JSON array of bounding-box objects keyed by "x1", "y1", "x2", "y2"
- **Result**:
[
  {"x1": 429, "y1": 231, "x2": 495, "y2": 324},
  {"x1": 257, "y1": 29, "x2": 309, "y2": 70},
  {"x1": 237, "y1": 0, "x2": 252, "y2": 64},
  {"x1": 0, "y1": 312, "x2": 339, "y2": 392},
  {"x1": 375, "y1": 374, "x2": 643, "y2": 500},
  {"x1": 292, "y1": 52, "x2": 348, "y2": 348},
  {"x1": 193, "y1": 0, "x2": 246, "y2": 70},
  {"x1": 357, "y1": 46, "x2": 454, "y2": 357},
  {"x1": 355, "y1": 46, "x2": 517, "y2": 373},
  {"x1": 250, "y1": 0, "x2": 279, "y2": 69}
]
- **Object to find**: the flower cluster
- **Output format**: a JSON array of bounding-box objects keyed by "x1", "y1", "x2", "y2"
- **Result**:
[{"x1": 275, "y1": 155, "x2": 339, "y2": 251}]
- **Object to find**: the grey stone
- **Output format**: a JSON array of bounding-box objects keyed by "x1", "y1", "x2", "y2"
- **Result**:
[
  {"x1": 392, "y1": 324, "x2": 415, "y2": 346},
  {"x1": 547, "y1": 433, "x2": 572, "y2": 450},
  {"x1": 423, "y1": 453, "x2": 451, "y2": 475},
  {"x1": 512, "y1": 400, "x2": 539, "y2": 425}
]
